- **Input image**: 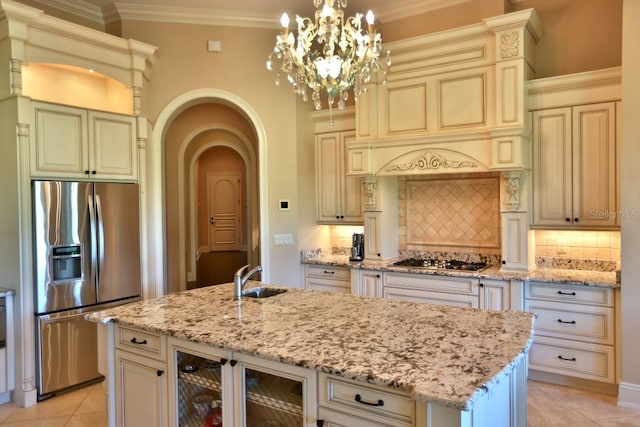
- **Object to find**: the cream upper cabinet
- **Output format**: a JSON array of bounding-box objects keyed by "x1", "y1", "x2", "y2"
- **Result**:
[
  {"x1": 316, "y1": 130, "x2": 362, "y2": 224},
  {"x1": 31, "y1": 101, "x2": 137, "y2": 182},
  {"x1": 532, "y1": 102, "x2": 618, "y2": 229}
]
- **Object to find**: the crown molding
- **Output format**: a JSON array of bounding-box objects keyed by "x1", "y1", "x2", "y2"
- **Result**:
[
  {"x1": 105, "y1": 3, "x2": 281, "y2": 29},
  {"x1": 375, "y1": 0, "x2": 473, "y2": 23},
  {"x1": 30, "y1": 0, "x2": 104, "y2": 24},
  {"x1": 19, "y1": 0, "x2": 478, "y2": 29}
]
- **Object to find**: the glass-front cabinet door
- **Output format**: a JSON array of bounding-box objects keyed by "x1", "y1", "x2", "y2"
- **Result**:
[{"x1": 169, "y1": 338, "x2": 318, "y2": 427}]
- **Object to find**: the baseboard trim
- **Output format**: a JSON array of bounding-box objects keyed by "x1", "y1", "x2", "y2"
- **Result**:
[
  {"x1": 528, "y1": 369, "x2": 618, "y2": 396},
  {"x1": 618, "y1": 381, "x2": 640, "y2": 409}
]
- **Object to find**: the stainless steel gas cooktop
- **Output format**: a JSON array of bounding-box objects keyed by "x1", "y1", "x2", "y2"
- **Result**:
[{"x1": 389, "y1": 258, "x2": 489, "y2": 271}]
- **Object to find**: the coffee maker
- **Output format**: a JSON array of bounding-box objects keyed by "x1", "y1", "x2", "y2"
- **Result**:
[{"x1": 349, "y1": 233, "x2": 364, "y2": 261}]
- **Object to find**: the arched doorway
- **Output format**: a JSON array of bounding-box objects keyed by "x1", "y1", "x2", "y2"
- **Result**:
[
  {"x1": 149, "y1": 89, "x2": 267, "y2": 296},
  {"x1": 192, "y1": 145, "x2": 249, "y2": 287}
]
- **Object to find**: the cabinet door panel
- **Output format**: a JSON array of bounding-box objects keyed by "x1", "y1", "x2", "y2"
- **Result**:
[
  {"x1": 572, "y1": 103, "x2": 617, "y2": 227},
  {"x1": 341, "y1": 132, "x2": 363, "y2": 222},
  {"x1": 532, "y1": 107, "x2": 572, "y2": 226},
  {"x1": 116, "y1": 350, "x2": 168, "y2": 427},
  {"x1": 89, "y1": 111, "x2": 137, "y2": 179},
  {"x1": 316, "y1": 133, "x2": 342, "y2": 222},
  {"x1": 32, "y1": 103, "x2": 87, "y2": 177}
]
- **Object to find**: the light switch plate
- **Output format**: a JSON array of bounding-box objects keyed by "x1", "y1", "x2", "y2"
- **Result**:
[{"x1": 274, "y1": 234, "x2": 294, "y2": 246}]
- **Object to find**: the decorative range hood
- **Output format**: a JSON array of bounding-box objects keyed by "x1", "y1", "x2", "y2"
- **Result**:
[{"x1": 345, "y1": 9, "x2": 543, "y2": 178}]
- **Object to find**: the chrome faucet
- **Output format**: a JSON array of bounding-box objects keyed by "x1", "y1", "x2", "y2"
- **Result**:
[{"x1": 234, "y1": 264, "x2": 262, "y2": 300}]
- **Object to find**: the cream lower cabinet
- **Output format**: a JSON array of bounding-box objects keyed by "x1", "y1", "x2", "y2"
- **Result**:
[
  {"x1": 31, "y1": 101, "x2": 137, "y2": 181},
  {"x1": 352, "y1": 269, "x2": 383, "y2": 297},
  {"x1": 168, "y1": 337, "x2": 318, "y2": 427},
  {"x1": 114, "y1": 325, "x2": 168, "y2": 427},
  {"x1": 383, "y1": 273, "x2": 479, "y2": 308},
  {"x1": 305, "y1": 265, "x2": 351, "y2": 293},
  {"x1": 532, "y1": 102, "x2": 618, "y2": 228},
  {"x1": 316, "y1": 130, "x2": 363, "y2": 224},
  {"x1": 525, "y1": 281, "x2": 616, "y2": 385}
]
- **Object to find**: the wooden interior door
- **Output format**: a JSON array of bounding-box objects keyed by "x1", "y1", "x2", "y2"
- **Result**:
[{"x1": 207, "y1": 173, "x2": 241, "y2": 251}]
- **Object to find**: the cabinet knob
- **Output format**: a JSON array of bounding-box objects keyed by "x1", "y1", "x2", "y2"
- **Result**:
[
  {"x1": 377, "y1": 253, "x2": 381, "y2": 257},
  {"x1": 336, "y1": 215, "x2": 340, "y2": 219},
  {"x1": 84, "y1": 170, "x2": 90, "y2": 175},
  {"x1": 316, "y1": 421, "x2": 325, "y2": 427},
  {"x1": 479, "y1": 283, "x2": 484, "y2": 287},
  {"x1": 376, "y1": 274, "x2": 380, "y2": 278},
  {"x1": 220, "y1": 358, "x2": 228, "y2": 365},
  {"x1": 501, "y1": 260, "x2": 506, "y2": 265},
  {"x1": 91, "y1": 170, "x2": 97, "y2": 175},
  {"x1": 565, "y1": 217, "x2": 571, "y2": 222},
  {"x1": 574, "y1": 217, "x2": 579, "y2": 222},
  {"x1": 229, "y1": 360, "x2": 238, "y2": 367},
  {"x1": 156, "y1": 370, "x2": 164, "y2": 377}
]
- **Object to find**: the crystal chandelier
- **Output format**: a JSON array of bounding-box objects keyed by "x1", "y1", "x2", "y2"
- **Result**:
[{"x1": 266, "y1": 0, "x2": 390, "y2": 115}]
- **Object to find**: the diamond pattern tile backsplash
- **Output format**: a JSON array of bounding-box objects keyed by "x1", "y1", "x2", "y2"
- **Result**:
[{"x1": 401, "y1": 174, "x2": 501, "y2": 250}]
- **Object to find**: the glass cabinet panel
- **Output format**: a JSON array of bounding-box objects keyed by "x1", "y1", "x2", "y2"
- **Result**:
[
  {"x1": 243, "y1": 366, "x2": 303, "y2": 427},
  {"x1": 176, "y1": 351, "x2": 224, "y2": 426}
]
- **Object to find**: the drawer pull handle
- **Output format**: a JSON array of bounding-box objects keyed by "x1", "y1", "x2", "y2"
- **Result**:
[
  {"x1": 557, "y1": 291, "x2": 576, "y2": 296},
  {"x1": 355, "y1": 394, "x2": 384, "y2": 407},
  {"x1": 130, "y1": 337, "x2": 147, "y2": 345},
  {"x1": 558, "y1": 355, "x2": 577, "y2": 362},
  {"x1": 323, "y1": 270, "x2": 335, "y2": 275},
  {"x1": 557, "y1": 319, "x2": 576, "y2": 324}
]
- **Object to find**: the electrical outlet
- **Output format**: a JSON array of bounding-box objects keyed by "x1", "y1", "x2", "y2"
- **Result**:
[
  {"x1": 557, "y1": 242, "x2": 568, "y2": 255},
  {"x1": 274, "y1": 234, "x2": 294, "y2": 246}
]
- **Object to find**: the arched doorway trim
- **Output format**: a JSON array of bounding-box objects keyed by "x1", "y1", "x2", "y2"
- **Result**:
[
  {"x1": 150, "y1": 88, "x2": 269, "y2": 297},
  {"x1": 176, "y1": 124, "x2": 257, "y2": 291}
]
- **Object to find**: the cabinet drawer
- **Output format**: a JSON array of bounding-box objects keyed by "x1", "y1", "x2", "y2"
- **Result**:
[
  {"x1": 319, "y1": 407, "x2": 401, "y2": 427},
  {"x1": 526, "y1": 281, "x2": 613, "y2": 306},
  {"x1": 116, "y1": 326, "x2": 166, "y2": 360},
  {"x1": 384, "y1": 286, "x2": 479, "y2": 308},
  {"x1": 306, "y1": 265, "x2": 351, "y2": 281},
  {"x1": 385, "y1": 273, "x2": 479, "y2": 295},
  {"x1": 528, "y1": 336, "x2": 615, "y2": 383},
  {"x1": 319, "y1": 373, "x2": 414, "y2": 426},
  {"x1": 525, "y1": 300, "x2": 614, "y2": 345},
  {"x1": 306, "y1": 278, "x2": 351, "y2": 293}
]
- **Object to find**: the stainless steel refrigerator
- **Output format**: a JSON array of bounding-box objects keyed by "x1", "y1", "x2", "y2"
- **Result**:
[{"x1": 32, "y1": 180, "x2": 141, "y2": 398}]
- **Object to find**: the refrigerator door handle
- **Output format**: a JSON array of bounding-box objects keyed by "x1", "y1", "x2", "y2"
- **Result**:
[
  {"x1": 95, "y1": 195, "x2": 105, "y2": 276},
  {"x1": 87, "y1": 195, "x2": 98, "y2": 290}
]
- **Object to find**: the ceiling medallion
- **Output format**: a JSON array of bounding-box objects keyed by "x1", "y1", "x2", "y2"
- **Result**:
[{"x1": 267, "y1": 0, "x2": 390, "y2": 124}]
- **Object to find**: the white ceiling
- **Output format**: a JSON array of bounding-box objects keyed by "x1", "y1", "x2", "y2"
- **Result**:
[{"x1": 28, "y1": 0, "x2": 474, "y2": 27}]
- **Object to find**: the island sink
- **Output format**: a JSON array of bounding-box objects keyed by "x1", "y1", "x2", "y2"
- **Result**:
[{"x1": 241, "y1": 286, "x2": 288, "y2": 298}]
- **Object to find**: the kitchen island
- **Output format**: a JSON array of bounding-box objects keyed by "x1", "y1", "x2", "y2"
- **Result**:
[{"x1": 88, "y1": 282, "x2": 535, "y2": 427}]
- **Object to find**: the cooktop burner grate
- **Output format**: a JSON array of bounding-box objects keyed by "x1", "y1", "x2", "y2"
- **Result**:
[{"x1": 390, "y1": 258, "x2": 488, "y2": 271}]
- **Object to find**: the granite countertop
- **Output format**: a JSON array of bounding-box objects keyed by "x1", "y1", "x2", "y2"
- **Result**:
[
  {"x1": 87, "y1": 282, "x2": 535, "y2": 411},
  {"x1": 303, "y1": 256, "x2": 619, "y2": 288}
]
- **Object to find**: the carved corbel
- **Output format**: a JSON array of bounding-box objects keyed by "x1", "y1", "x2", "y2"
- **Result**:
[
  {"x1": 502, "y1": 170, "x2": 522, "y2": 211},
  {"x1": 132, "y1": 86, "x2": 142, "y2": 116},
  {"x1": 362, "y1": 175, "x2": 378, "y2": 211},
  {"x1": 10, "y1": 59, "x2": 22, "y2": 96}
]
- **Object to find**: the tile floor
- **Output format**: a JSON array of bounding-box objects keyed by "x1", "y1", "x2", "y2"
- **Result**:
[{"x1": 0, "y1": 380, "x2": 638, "y2": 426}]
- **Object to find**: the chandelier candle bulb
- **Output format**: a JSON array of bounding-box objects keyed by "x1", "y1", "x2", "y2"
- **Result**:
[{"x1": 267, "y1": 0, "x2": 390, "y2": 115}]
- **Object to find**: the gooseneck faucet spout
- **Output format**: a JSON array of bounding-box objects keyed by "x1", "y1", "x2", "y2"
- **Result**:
[{"x1": 234, "y1": 264, "x2": 263, "y2": 300}]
